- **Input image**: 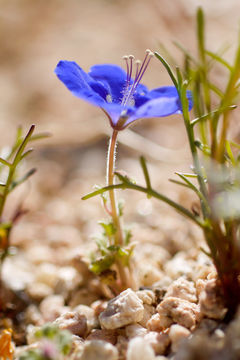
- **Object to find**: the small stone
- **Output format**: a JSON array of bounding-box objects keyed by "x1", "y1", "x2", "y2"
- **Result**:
[
  {"x1": 71, "y1": 335, "x2": 85, "y2": 357},
  {"x1": 25, "y1": 305, "x2": 44, "y2": 326},
  {"x1": 144, "y1": 332, "x2": 170, "y2": 355},
  {"x1": 138, "y1": 304, "x2": 156, "y2": 328},
  {"x1": 91, "y1": 300, "x2": 108, "y2": 317},
  {"x1": 165, "y1": 277, "x2": 197, "y2": 303},
  {"x1": 39, "y1": 295, "x2": 69, "y2": 322},
  {"x1": 157, "y1": 297, "x2": 201, "y2": 329},
  {"x1": 125, "y1": 324, "x2": 147, "y2": 338},
  {"x1": 77, "y1": 340, "x2": 118, "y2": 360},
  {"x1": 197, "y1": 278, "x2": 227, "y2": 320},
  {"x1": 74, "y1": 304, "x2": 99, "y2": 334},
  {"x1": 147, "y1": 313, "x2": 171, "y2": 332},
  {"x1": 54, "y1": 266, "x2": 79, "y2": 296},
  {"x1": 35, "y1": 263, "x2": 59, "y2": 287},
  {"x1": 99, "y1": 289, "x2": 144, "y2": 330},
  {"x1": 137, "y1": 264, "x2": 163, "y2": 287},
  {"x1": 127, "y1": 336, "x2": 156, "y2": 360},
  {"x1": 168, "y1": 324, "x2": 190, "y2": 352},
  {"x1": 116, "y1": 335, "x2": 128, "y2": 360},
  {"x1": 54, "y1": 311, "x2": 87, "y2": 337},
  {"x1": 69, "y1": 288, "x2": 99, "y2": 307},
  {"x1": 26, "y1": 325, "x2": 39, "y2": 345},
  {"x1": 136, "y1": 290, "x2": 156, "y2": 305},
  {"x1": 87, "y1": 329, "x2": 117, "y2": 345},
  {"x1": 26, "y1": 282, "x2": 53, "y2": 301},
  {"x1": 164, "y1": 252, "x2": 195, "y2": 279}
]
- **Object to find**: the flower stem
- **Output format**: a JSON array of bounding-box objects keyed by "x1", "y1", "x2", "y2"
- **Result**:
[
  {"x1": 107, "y1": 129, "x2": 130, "y2": 290},
  {"x1": 107, "y1": 130, "x2": 124, "y2": 246}
]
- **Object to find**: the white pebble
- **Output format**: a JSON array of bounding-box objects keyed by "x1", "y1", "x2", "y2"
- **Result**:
[
  {"x1": 99, "y1": 289, "x2": 144, "y2": 329},
  {"x1": 78, "y1": 340, "x2": 118, "y2": 360},
  {"x1": 127, "y1": 337, "x2": 156, "y2": 360}
]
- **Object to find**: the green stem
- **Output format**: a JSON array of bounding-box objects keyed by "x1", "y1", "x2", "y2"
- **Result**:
[
  {"x1": 180, "y1": 85, "x2": 209, "y2": 219},
  {"x1": 107, "y1": 130, "x2": 123, "y2": 246},
  {"x1": 0, "y1": 125, "x2": 35, "y2": 218},
  {"x1": 126, "y1": 182, "x2": 205, "y2": 228},
  {"x1": 107, "y1": 130, "x2": 131, "y2": 290}
]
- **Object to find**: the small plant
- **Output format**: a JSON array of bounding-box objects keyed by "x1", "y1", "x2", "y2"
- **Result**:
[
  {"x1": 0, "y1": 125, "x2": 43, "y2": 272},
  {"x1": 84, "y1": 8, "x2": 240, "y2": 318},
  {"x1": 19, "y1": 324, "x2": 72, "y2": 360},
  {"x1": 0, "y1": 125, "x2": 49, "y2": 313},
  {"x1": 55, "y1": 51, "x2": 192, "y2": 293}
]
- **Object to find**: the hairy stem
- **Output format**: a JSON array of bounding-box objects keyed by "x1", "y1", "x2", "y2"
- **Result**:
[
  {"x1": 107, "y1": 130, "x2": 123, "y2": 246},
  {"x1": 107, "y1": 130, "x2": 130, "y2": 290}
]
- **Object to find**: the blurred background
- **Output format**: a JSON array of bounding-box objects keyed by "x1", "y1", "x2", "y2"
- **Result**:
[{"x1": 0, "y1": 0, "x2": 240, "y2": 273}]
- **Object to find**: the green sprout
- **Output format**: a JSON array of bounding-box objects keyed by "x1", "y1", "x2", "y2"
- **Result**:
[{"x1": 0, "y1": 125, "x2": 49, "y2": 276}]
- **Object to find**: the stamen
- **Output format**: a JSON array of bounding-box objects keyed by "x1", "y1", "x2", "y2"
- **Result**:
[
  {"x1": 121, "y1": 50, "x2": 154, "y2": 107},
  {"x1": 135, "y1": 60, "x2": 141, "y2": 80},
  {"x1": 128, "y1": 55, "x2": 134, "y2": 83},
  {"x1": 122, "y1": 55, "x2": 129, "y2": 82},
  {"x1": 135, "y1": 51, "x2": 154, "y2": 87}
]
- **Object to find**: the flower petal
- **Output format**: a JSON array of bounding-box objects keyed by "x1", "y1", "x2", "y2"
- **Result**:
[
  {"x1": 101, "y1": 103, "x2": 134, "y2": 127},
  {"x1": 55, "y1": 60, "x2": 107, "y2": 106},
  {"x1": 148, "y1": 86, "x2": 179, "y2": 98},
  {"x1": 89, "y1": 64, "x2": 128, "y2": 103},
  {"x1": 123, "y1": 96, "x2": 180, "y2": 127},
  {"x1": 149, "y1": 86, "x2": 193, "y2": 111}
]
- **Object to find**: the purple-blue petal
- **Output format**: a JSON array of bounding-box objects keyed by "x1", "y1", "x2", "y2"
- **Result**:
[
  {"x1": 123, "y1": 97, "x2": 180, "y2": 128},
  {"x1": 89, "y1": 64, "x2": 128, "y2": 103},
  {"x1": 149, "y1": 86, "x2": 193, "y2": 111},
  {"x1": 101, "y1": 103, "x2": 134, "y2": 127},
  {"x1": 55, "y1": 60, "x2": 106, "y2": 107}
]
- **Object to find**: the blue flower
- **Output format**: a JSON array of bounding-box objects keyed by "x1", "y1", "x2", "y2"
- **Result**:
[{"x1": 55, "y1": 51, "x2": 192, "y2": 130}]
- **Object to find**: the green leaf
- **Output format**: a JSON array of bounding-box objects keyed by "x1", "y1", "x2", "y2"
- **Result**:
[
  {"x1": 99, "y1": 220, "x2": 116, "y2": 237},
  {"x1": 124, "y1": 228, "x2": 132, "y2": 245},
  {"x1": 154, "y1": 52, "x2": 178, "y2": 89},
  {"x1": 225, "y1": 140, "x2": 236, "y2": 165},
  {"x1": 194, "y1": 140, "x2": 211, "y2": 155},
  {"x1": 169, "y1": 178, "x2": 193, "y2": 190},
  {"x1": 0, "y1": 157, "x2": 11, "y2": 167},
  {"x1": 82, "y1": 184, "x2": 125, "y2": 200},
  {"x1": 90, "y1": 255, "x2": 115, "y2": 274},
  {"x1": 57, "y1": 330, "x2": 72, "y2": 355},
  {"x1": 29, "y1": 131, "x2": 51, "y2": 142},
  {"x1": 118, "y1": 199, "x2": 124, "y2": 217},
  {"x1": 35, "y1": 324, "x2": 58, "y2": 339},
  {"x1": 95, "y1": 237, "x2": 109, "y2": 255},
  {"x1": 173, "y1": 40, "x2": 198, "y2": 65},
  {"x1": 10, "y1": 168, "x2": 37, "y2": 192},
  {"x1": 205, "y1": 50, "x2": 233, "y2": 72},
  {"x1": 197, "y1": 7, "x2": 205, "y2": 61},
  {"x1": 140, "y1": 156, "x2": 151, "y2": 190},
  {"x1": 190, "y1": 105, "x2": 237, "y2": 126},
  {"x1": 20, "y1": 148, "x2": 34, "y2": 161},
  {"x1": 116, "y1": 246, "x2": 134, "y2": 266}
]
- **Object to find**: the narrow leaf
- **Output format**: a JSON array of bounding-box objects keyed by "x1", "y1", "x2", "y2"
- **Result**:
[
  {"x1": 0, "y1": 158, "x2": 11, "y2": 167},
  {"x1": 154, "y1": 52, "x2": 178, "y2": 89},
  {"x1": 206, "y1": 50, "x2": 233, "y2": 72},
  {"x1": 140, "y1": 156, "x2": 151, "y2": 189}
]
